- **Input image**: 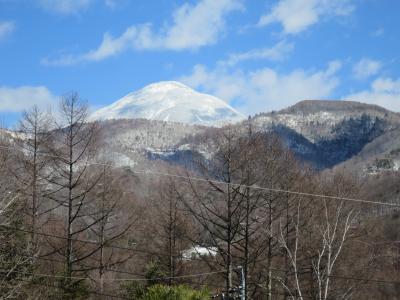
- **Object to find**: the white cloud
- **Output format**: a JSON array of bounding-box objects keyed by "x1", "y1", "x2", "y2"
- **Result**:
[
  {"x1": 0, "y1": 21, "x2": 15, "y2": 40},
  {"x1": 352, "y1": 58, "x2": 382, "y2": 80},
  {"x1": 345, "y1": 77, "x2": 400, "y2": 112},
  {"x1": 43, "y1": 0, "x2": 243, "y2": 65},
  {"x1": 39, "y1": 0, "x2": 92, "y2": 15},
  {"x1": 0, "y1": 86, "x2": 57, "y2": 112},
  {"x1": 161, "y1": 0, "x2": 243, "y2": 50},
  {"x1": 219, "y1": 40, "x2": 294, "y2": 67},
  {"x1": 258, "y1": 0, "x2": 354, "y2": 35},
  {"x1": 180, "y1": 61, "x2": 341, "y2": 114}
]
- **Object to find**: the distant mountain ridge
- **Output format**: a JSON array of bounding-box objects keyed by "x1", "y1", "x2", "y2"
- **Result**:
[
  {"x1": 251, "y1": 100, "x2": 400, "y2": 143},
  {"x1": 280, "y1": 100, "x2": 393, "y2": 115},
  {"x1": 88, "y1": 97, "x2": 400, "y2": 173},
  {"x1": 90, "y1": 81, "x2": 245, "y2": 127},
  {"x1": 247, "y1": 100, "x2": 400, "y2": 170}
]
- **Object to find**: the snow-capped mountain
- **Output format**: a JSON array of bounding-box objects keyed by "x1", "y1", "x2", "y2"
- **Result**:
[{"x1": 90, "y1": 81, "x2": 245, "y2": 126}]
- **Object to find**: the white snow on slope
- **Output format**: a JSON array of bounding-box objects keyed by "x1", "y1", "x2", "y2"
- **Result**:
[{"x1": 90, "y1": 81, "x2": 245, "y2": 126}]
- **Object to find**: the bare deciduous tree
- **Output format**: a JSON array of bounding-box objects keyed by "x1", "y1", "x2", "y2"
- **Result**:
[
  {"x1": 277, "y1": 173, "x2": 359, "y2": 300},
  {"x1": 14, "y1": 106, "x2": 53, "y2": 249},
  {"x1": 181, "y1": 126, "x2": 245, "y2": 294},
  {"x1": 89, "y1": 163, "x2": 135, "y2": 295},
  {"x1": 45, "y1": 93, "x2": 103, "y2": 298}
]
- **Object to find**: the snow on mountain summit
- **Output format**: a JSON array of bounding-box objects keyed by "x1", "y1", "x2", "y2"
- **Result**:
[{"x1": 90, "y1": 81, "x2": 245, "y2": 126}]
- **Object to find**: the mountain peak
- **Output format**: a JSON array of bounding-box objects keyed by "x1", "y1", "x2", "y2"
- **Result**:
[
  {"x1": 280, "y1": 99, "x2": 394, "y2": 115},
  {"x1": 90, "y1": 81, "x2": 245, "y2": 126},
  {"x1": 141, "y1": 81, "x2": 190, "y2": 90}
]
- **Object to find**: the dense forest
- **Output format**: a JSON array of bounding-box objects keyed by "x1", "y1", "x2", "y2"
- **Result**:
[{"x1": 1, "y1": 94, "x2": 399, "y2": 300}]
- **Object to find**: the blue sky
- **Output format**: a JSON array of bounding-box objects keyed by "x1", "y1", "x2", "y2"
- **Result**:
[{"x1": 1, "y1": 0, "x2": 399, "y2": 127}]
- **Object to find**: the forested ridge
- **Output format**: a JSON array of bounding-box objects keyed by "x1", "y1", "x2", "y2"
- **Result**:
[{"x1": 1, "y1": 93, "x2": 399, "y2": 300}]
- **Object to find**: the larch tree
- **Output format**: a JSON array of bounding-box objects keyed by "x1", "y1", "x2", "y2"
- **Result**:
[
  {"x1": 89, "y1": 163, "x2": 135, "y2": 295},
  {"x1": 45, "y1": 93, "x2": 103, "y2": 299},
  {"x1": 180, "y1": 126, "x2": 245, "y2": 296},
  {"x1": 14, "y1": 105, "x2": 53, "y2": 250}
]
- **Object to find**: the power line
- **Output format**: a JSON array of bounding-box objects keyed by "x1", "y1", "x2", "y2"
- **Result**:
[
  {"x1": 129, "y1": 169, "x2": 399, "y2": 207},
  {"x1": 0, "y1": 227, "x2": 225, "y2": 282},
  {"x1": 355, "y1": 239, "x2": 400, "y2": 245},
  {"x1": 329, "y1": 274, "x2": 400, "y2": 285},
  {"x1": 270, "y1": 266, "x2": 400, "y2": 286},
  {"x1": 6, "y1": 251, "x2": 400, "y2": 287},
  {"x1": 0, "y1": 269, "x2": 226, "y2": 282},
  {"x1": 11, "y1": 251, "x2": 226, "y2": 284},
  {"x1": 0, "y1": 144, "x2": 398, "y2": 208},
  {"x1": 3, "y1": 254, "x2": 400, "y2": 296},
  {"x1": 0, "y1": 224, "x2": 189, "y2": 259},
  {"x1": 15, "y1": 254, "x2": 145, "y2": 278},
  {"x1": 6, "y1": 205, "x2": 399, "y2": 287}
]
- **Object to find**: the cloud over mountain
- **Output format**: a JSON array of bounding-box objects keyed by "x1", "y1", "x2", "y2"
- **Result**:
[
  {"x1": 345, "y1": 77, "x2": 400, "y2": 112},
  {"x1": 181, "y1": 61, "x2": 342, "y2": 115}
]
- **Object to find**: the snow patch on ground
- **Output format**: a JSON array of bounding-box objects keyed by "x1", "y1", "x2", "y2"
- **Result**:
[{"x1": 181, "y1": 245, "x2": 218, "y2": 260}]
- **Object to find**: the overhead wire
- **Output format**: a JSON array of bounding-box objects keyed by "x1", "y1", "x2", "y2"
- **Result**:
[
  {"x1": 2, "y1": 254, "x2": 400, "y2": 287},
  {"x1": 0, "y1": 269, "x2": 226, "y2": 282},
  {"x1": 0, "y1": 144, "x2": 398, "y2": 208},
  {"x1": 267, "y1": 266, "x2": 400, "y2": 286},
  {"x1": 0, "y1": 224, "x2": 201, "y2": 260}
]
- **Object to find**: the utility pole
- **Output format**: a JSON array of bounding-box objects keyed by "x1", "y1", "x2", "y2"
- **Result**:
[{"x1": 238, "y1": 266, "x2": 246, "y2": 300}]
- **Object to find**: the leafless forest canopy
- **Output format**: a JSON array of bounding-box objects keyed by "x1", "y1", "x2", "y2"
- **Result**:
[{"x1": 0, "y1": 94, "x2": 399, "y2": 299}]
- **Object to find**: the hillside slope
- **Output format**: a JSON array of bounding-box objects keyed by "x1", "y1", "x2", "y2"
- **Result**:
[{"x1": 248, "y1": 100, "x2": 400, "y2": 169}]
